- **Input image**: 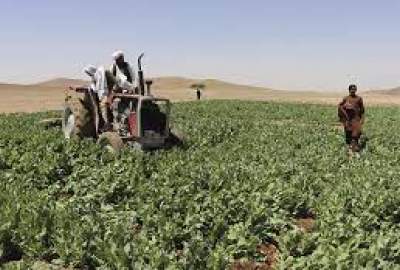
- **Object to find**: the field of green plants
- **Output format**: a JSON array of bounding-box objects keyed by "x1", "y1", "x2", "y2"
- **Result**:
[{"x1": 1, "y1": 100, "x2": 400, "y2": 269}]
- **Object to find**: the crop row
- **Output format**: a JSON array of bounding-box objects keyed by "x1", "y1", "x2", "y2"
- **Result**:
[{"x1": 1, "y1": 101, "x2": 400, "y2": 269}]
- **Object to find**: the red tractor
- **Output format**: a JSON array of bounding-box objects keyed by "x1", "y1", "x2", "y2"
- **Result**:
[{"x1": 62, "y1": 54, "x2": 182, "y2": 152}]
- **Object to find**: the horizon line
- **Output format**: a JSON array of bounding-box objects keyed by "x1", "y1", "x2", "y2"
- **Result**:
[{"x1": 0, "y1": 75, "x2": 396, "y2": 93}]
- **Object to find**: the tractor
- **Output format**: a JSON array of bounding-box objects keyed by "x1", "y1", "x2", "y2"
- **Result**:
[{"x1": 62, "y1": 54, "x2": 182, "y2": 152}]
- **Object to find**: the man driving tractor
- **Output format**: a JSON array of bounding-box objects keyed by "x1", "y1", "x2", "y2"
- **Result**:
[
  {"x1": 338, "y1": 84, "x2": 365, "y2": 152},
  {"x1": 110, "y1": 50, "x2": 136, "y2": 93}
]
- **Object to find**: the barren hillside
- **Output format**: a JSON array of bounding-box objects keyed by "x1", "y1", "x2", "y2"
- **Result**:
[
  {"x1": 367, "y1": 87, "x2": 400, "y2": 95},
  {"x1": 1, "y1": 77, "x2": 400, "y2": 113},
  {"x1": 34, "y1": 77, "x2": 88, "y2": 88}
]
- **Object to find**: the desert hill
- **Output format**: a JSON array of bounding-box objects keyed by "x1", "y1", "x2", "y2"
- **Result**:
[
  {"x1": 1, "y1": 77, "x2": 400, "y2": 113},
  {"x1": 31, "y1": 76, "x2": 276, "y2": 92},
  {"x1": 34, "y1": 77, "x2": 88, "y2": 88},
  {"x1": 0, "y1": 76, "x2": 279, "y2": 113},
  {"x1": 152, "y1": 77, "x2": 274, "y2": 91},
  {"x1": 367, "y1": 87, "x2": 400, "y2": 95}
]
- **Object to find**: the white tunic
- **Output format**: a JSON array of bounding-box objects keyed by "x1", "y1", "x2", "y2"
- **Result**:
[
  {"x1": 110, "y1": 63, "x2": 136, "y2": 90},
  {"x1": 90, "y1": 66, "x2": 108, "y2": 98}
]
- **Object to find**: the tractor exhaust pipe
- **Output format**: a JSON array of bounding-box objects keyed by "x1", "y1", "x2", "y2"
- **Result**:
[{"x1": 138, "y1": 53, "x2": 145, "y2": 96}]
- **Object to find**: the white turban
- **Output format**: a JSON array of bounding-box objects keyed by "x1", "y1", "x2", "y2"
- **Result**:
[
  {"x1": 112, "y1": 50, "x2": 124, "y2": 60},
  {"x1": 83, "y1": 65, "x2": 97, "y2": 77}
]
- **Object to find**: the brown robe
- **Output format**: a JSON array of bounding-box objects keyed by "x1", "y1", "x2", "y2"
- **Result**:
[{"x1": 338, "y1": 95, "x2": 365, "y2": 140}]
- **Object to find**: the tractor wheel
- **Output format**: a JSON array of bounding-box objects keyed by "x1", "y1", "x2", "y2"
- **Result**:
[
  {"x1": 166, "y1": 128, "x2": 185, "y2": 148},
  {"x1": 97, "y1": 132, "x2": 124, "y2": 153},
  {"x1": 62, "y1": 96, "x2": 95, "y2": 139}
]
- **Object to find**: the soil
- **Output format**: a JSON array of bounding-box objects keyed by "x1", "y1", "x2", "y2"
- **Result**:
[
  {"x1": 295, "y1": 217, "x2": 316, "y2": 233},
  {"x1": 231, "y1": 243, "x2": 278, "y2": 270},
  {"x1": 294, "y1": 210, "x2": 316, "y2": 233}
]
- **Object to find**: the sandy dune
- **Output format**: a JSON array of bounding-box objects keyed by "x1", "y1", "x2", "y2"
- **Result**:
[{"x1": 0, "y1": 77, "x2": 399, "y2": 113}]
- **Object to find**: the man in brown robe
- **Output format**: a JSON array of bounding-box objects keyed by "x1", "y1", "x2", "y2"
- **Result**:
[{"x1": 338, "y1": 84, "x2": 365, "y2": 152}]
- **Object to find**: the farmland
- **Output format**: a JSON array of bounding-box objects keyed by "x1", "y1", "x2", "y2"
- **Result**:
[{"x1": 1, "y1": 100, "x2": 400, "y2": 269}]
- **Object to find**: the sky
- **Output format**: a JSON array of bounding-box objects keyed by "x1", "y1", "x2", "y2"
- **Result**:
[{"x1": 0, "y1": 0, "x2": 399, "y2": 91}]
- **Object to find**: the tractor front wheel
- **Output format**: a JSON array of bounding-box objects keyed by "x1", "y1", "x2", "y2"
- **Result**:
[{"x1": 97, "y1": 132, "x2": 124, "y2": 153}]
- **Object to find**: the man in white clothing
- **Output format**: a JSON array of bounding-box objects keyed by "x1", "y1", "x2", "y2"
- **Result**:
[
  {"x1": 110, "y1": 50, "x2": 136, "y2": 92},
  {"x1": 83, "y1": 65, "x2": 114, "y2": 130}
]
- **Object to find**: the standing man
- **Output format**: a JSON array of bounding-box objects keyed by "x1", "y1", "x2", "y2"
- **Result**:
[
  {"x1": 83, "y1": 65, "x2": 115, "y2": 131},
  {"x1": 196, "y1": 88, "x2": 201, "y2": 100},
  {"x1": 338, "y1": 84, "x2": 365, "y2": 152},
  {"x1": 111, "y1": 50, "x2": 136, "y2": 92}
]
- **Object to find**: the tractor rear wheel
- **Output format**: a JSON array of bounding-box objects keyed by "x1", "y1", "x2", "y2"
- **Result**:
[
  {"x1": 97, "y1": 132, "x2": 124, "y2": 153},
  {"x1": 62, "y1": 96, "x2": 96, "y2": 139}
]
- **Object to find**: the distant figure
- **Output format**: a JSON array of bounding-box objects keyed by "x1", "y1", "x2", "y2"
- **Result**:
[
  {"x1": 196, "y1": 88, "x2": 201, "y2": 100},
  {"x1": 110, "y1": 50, "x2": 135, "y2": 92},
  {"x1": 338, "y1": 84, "x2": 365, "y2": 152},
  {"x1": 190, "y1": 83, "x2": 205, "y2": 100}
]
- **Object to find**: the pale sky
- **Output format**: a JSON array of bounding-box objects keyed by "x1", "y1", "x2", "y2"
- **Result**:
[{"x1": 1, "y1": 0, "x2": 399, "y2": 91}]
